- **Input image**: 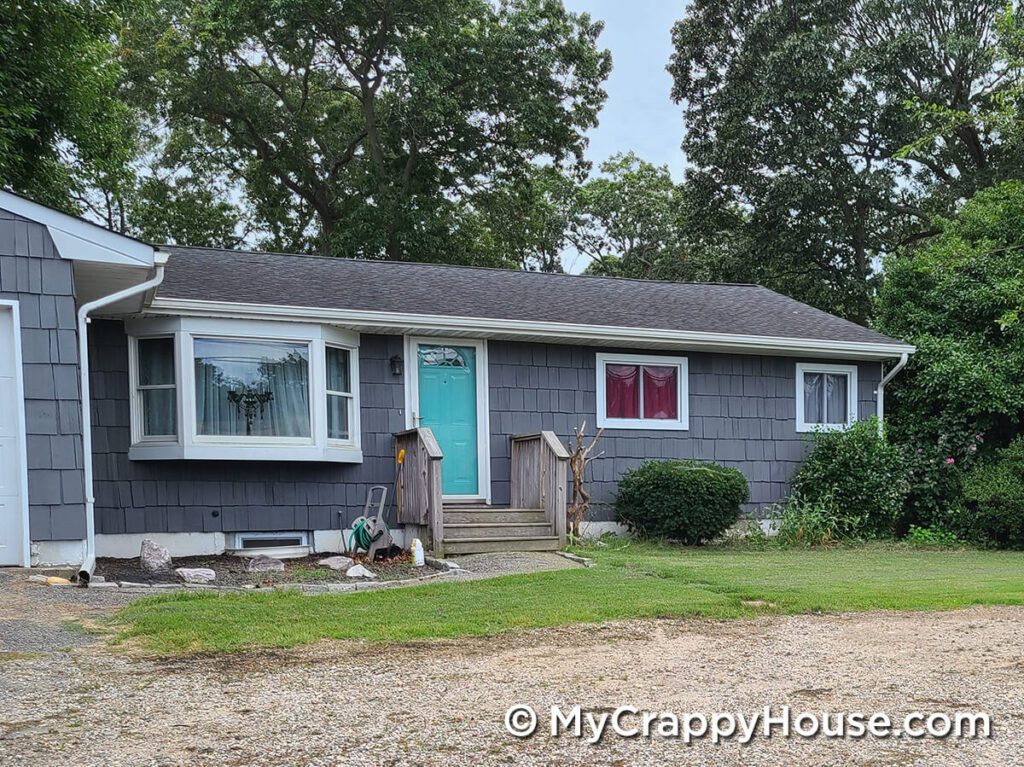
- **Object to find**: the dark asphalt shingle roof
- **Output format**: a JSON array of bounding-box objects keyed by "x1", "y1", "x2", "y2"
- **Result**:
[{"x1": 157, "y1": 245, "x2": 907, "y2": 347}]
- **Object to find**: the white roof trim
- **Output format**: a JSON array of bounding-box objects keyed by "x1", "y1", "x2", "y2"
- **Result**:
[
  {"x1": 146, "y1": 296, "x2": 916, "y2": 360},
  {"x1": 0, "y1": 190, "x2": 154, "y2": 267}
]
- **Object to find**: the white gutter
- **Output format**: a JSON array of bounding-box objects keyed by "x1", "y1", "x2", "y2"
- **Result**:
[
  {"x1": 875, "y1": 352, "x2": 910, "y2": 437},
  {"x1": 76, "y1": 253, "x2": 168, "y2": 584},
  {"x1": 147, "y1": 297, "x2": 917, "y2": 361}
]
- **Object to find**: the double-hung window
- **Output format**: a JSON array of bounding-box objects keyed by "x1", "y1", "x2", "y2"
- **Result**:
[
  {"x1": 135, "y1": 337, "x2": 177, "y2": 439},
  {"x1": 796, "y1": 363, "x2": 858, "y2": 432},
  {"x1": 127, "y1": 318, "x2": 361, "y2": 462},
  {"x1": 596, "y1": 353, "x2": 688, "y2": 430},
  {"x1": 326, "y1": 346, "x2": 354, "y2": 442}
]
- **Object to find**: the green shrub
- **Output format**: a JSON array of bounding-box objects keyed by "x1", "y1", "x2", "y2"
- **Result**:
[
  {"x1": 905, "y1": 524, "x2": 963, "y2": 548},
  {"x1": 774, "y1": 492, "x2": 844, "y2": 547},
  {"x1": 790, "y1": 418, "x2": 908, "y2": 538},
  {"x1": 962, "y1": 437, "x2": 1024, "y2": 549},
  {"x1": 615, "y1": 460, "x2": 749, "y2": 544}
]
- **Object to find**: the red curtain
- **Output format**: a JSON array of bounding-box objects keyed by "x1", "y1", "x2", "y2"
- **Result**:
[
  {"x1": 605, "y1": 364, "x2": 639, "y2": 418},
  {"x1": 642, "y1": 366, "x2": 678, "y2": 419}
]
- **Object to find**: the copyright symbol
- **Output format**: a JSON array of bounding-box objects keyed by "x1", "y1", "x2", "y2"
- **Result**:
[{"x1": 505, "y1": 704, "x2": 538, "y2": 738}]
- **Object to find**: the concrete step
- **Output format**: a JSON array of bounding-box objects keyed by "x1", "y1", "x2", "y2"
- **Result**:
[
  {"x1": 443, "y1": 536, "x2": 561, "y2": 555},
  {"x1": 443, "y1": 510, "x2": 547, "y2": 524},
  {"x1": 442, "y1": 522, "x2": 553, "y2": 540}
]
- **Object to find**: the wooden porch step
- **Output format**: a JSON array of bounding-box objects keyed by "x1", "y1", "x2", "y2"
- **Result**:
[
  {"x1": 443, "y1": 509, "x2": 547, "y2": 524},
  {"x1": 442, "y1": 522, "x2": 553, "y2": 540},
  {"x1": 442, "y1": 536, "x2": 561, "y2": 555}
]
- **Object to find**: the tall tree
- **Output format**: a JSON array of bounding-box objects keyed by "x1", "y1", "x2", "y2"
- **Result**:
[
  {"x1": 0, "y1": 0, "x2": 135, "y2": 211},
  {"x1": 670, "y1": 0, "x2": 1024, "y2": 321},
  {"x1": 126, "y1": 0, "x2": 611, "y2": 263},
  {"x1": 575, "y1": 153, "x2": 686, "y2": 278}
]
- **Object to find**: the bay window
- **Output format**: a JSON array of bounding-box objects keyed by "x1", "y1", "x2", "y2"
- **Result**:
[
  {"x1": 596, "y1": 353, "x2": 688, "y2": 430},
  {"x1": 796, "y1": 363, "x2": 858, "y2": 432},
  {"x1": 127, "y1": 318, "x2": 360, "y2": 462}
]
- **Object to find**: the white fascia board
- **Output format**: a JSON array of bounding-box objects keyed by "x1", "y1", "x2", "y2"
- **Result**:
[
  {"x1": 0, "y1": 190, "x2": 155, "y2": 267},
  {"x1": 147, "y1": 297, "x2": 916, "y2": 360}
]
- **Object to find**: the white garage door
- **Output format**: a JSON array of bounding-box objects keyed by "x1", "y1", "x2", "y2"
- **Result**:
[{"x1": 0, "y1": 303, "x2": 27, "y2": 566}]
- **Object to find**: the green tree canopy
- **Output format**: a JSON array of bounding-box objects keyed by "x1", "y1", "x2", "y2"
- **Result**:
[
  {"x1": 126, "y1": 0, "x2": 611, "y2": 263},
  {"x1": 0, "y1": 0, "x2": 134, "y2": 211},
  {"x1": 670, "y1": 0, "x2": 1024, "y2": 321},
  {"x1": 876, "y1": 180, "x2": 1024, "y2": 452}
]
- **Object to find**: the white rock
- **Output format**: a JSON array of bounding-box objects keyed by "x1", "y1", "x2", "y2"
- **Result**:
[
  {"x1": 246, "y1": 555, "x2": 285, "y2": 572},
  {"x1": 175, "y1": 567, "x2": 216, "y2": 584},
  {"x1": 318, "y1": 555, "x2": 354, "y2": 571},
  {"x1": 140, "y1": 538, "x2": 172, "y2": 572},
  {"x1": 345, "y1": 564, "x2": 377, "y2": 579}
]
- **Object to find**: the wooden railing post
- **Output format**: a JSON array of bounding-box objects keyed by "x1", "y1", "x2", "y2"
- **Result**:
[
  {"x1": 511, "y1": 431, "x2": 569, "y2": 549},
  {"x1": 394, "y1": 427, "x2": 444, "y2": 556}
]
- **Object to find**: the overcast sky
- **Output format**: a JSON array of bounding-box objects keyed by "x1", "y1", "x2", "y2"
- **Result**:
[
  {"x1": 559, "y1": 1, "x2": 687, "y2": 272},
  {"x1": 563, "y1": 0, "x2": 687, "y2": 181}
]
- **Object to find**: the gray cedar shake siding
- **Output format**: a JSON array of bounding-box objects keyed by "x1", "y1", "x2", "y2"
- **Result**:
[
  {"x1": 0, "y1": 211, "x2": 87, "y2": 541},
  {"x1": 88, "y1": 319, "x2": 880, "y2": 534},
  {"x1": 89, "y1": 320, "x2": 407, "y2": 534}
]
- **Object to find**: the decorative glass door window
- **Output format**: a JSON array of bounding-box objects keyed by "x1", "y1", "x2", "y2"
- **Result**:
[
  {"x1": 596, "y1": 353, "x2": 688, "y2": 430},
  {"x1": 193, "y1": 338, "x2": 311, "y2": 438},
  {"x1": 137, "y1": 337, "x2": 177, "y2": 438},
  {"x1": 796, "y1": 363, "x2": 858, "y2": 432}
]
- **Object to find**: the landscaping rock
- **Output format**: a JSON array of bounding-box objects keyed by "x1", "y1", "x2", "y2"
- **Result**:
[
  {"x1": 140, "y1": 539, "x2": 172, "y2": 572},
  {"x1": 345, "y1": 564, "x2": 377, "y2": 579},
  {"x1": 318, "y1": 555, "x2": 354, "y2": 571},
  {"x1": 246, "y1": 555, "x2": 285, "y2": 573},
  {"x1": 175, "y1": 567, "x2": 216, "y2": 584}
]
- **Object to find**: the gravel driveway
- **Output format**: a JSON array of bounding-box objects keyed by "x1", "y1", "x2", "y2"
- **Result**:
[{"x1": 2, "y1": 573, "x2": 1022, "y2": 767}]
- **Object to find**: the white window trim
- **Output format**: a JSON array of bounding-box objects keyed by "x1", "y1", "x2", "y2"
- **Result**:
[
  {"x1": 128, "y1": 334, "x2": 180, "y2": 444},
  {"x1": 595, "y1": 352, "x2": 689, "y2": 431},
  {"x1": 126, "y1": 317, "x2": 361, "y2": 462},
  {"x1": 325, "y1": 345, "x2": 358, "y2": 446},
  {"x1": 795, "y1": 362, "x2": 859, "y2": 433}
]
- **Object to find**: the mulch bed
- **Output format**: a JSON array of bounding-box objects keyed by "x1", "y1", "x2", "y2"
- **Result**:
[{"x1": 95, "y1": 552, "x2": 425, "y2": 588}]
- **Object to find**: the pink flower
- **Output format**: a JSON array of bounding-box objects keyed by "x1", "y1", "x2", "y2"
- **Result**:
[
  {"x1": 917, "y1": 448, "x2": 923, "y2": 454},
  {"x1": 975, "y1": 434, "x2": 984, "y2": 442},
  {"x1": 945, "y1": 458, "x2": 955, "y2": 464}
]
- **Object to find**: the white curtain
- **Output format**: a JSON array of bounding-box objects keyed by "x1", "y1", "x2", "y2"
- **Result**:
[
  {"x1": 194, "y1": 338, "x2": 310, "y2": 437},
  {"x1": 825, "y1": 373, "x2": 848, "y2": 424},
  {"x1": 803, "y1": 372, "x2": 824, "y2": 423}
]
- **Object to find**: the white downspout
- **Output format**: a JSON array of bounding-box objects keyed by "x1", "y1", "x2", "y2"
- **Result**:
[
  {"x1": 76, "y1": 253, "x2": 168, "y2": 584},
  {"x1": 875, "y1": 352, "x2": 909, "y2": 437}
]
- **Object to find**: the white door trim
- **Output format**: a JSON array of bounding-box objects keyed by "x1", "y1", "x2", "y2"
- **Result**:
[
  {"x1": 404, "y1": 336, "x2": 491, "y2": 503},
  {"x1": 0, "y1": 300, "x2": 30, "y2": 566}
]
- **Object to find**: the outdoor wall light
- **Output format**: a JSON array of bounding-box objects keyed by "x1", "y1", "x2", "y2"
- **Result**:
[{"x1": 390, "y1": 355, "x2": 404, "y2": 376}]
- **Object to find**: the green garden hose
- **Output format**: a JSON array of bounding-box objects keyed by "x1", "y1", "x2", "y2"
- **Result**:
[{"x1": 348, "y1": 517, "x2": 383, "y2": 552}]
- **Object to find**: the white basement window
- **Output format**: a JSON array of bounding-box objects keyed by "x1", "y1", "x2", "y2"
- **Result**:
[
  {"x1": 795, "y1": 362, "x2": 858, "y2": 432},
  {"x1": 126, "y1": 318, "x2": 361, "y2": 462},
  {"x1": 596, "y1": 352, "x2": 688, "y2": 430}
]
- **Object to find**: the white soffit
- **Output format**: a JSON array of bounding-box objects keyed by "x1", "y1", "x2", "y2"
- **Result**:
[{"x1": 0, "y1": 190, "x2": 154, "y2": 267}]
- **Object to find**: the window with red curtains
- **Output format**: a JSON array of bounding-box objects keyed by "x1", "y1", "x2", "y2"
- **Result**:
[{"x1": 603, "y1": 361, "x2": 680, "y2": 422}]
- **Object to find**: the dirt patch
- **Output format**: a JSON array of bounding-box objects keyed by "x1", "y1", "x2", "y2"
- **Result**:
[
  {"x1": 1, "y1": 606, "x2": 1021, "y2": 766},
  {"x1": 95, "y1": 552, "x2": 424, "y2": 587}
]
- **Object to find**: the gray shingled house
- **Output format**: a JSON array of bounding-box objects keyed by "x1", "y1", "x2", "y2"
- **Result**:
[{"x1": 0, "y1": 191, "x2": 913, "y2": 576}]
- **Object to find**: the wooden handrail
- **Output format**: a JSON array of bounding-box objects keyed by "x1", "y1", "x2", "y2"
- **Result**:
[
  {"x1": 510, "y1": 430, "x2": 569, "y2": 548},
  {"x1": 395, "y1": 427, "x2": 444, "y2": 555}
]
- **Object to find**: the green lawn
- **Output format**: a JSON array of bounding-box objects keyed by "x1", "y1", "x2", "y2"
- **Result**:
[{"x1": 112, "y1": 541, "x2": 1024, "y2": 655}]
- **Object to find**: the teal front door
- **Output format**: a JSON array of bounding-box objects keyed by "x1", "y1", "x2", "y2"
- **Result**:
[{"x1": 416, "y1": 343, "x2": 479, "y2": 496}]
